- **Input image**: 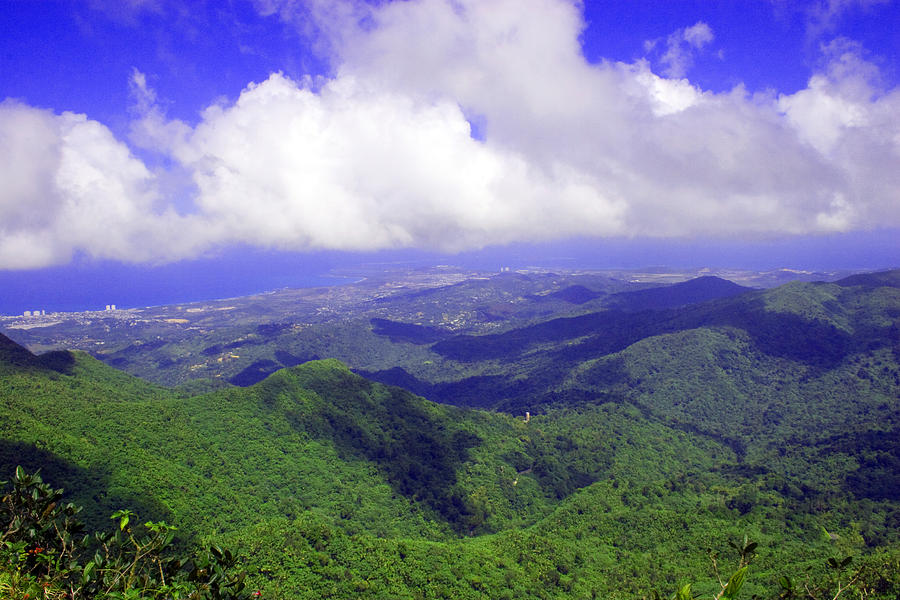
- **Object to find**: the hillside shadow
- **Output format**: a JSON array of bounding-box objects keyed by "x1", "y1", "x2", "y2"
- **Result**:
[
  {"x1": 282, "y1": 371, "x2": 484, "y2": 532},
  {"x1": 0, "y1": 440, "x2": 177, "y2": 535},
  {"x1": 229, "y1": 359, "x2": 281, "y2": 386},
  {"x1": 1, "y1": 333, "x2": 75, "y2": 374},
  {"x1": 357, "y1": 366, "x2": 532, "y2": 409},
  {"x1": 700, "y1": 297, "x2": 855, "y2": 369},
  {"x1": 37, "y1": 350, "x2": 76, "y2": 374},
  {"x1": 817, "y1": 429, "x2": 900, "y2": 502},
  {"x1": 433, "y1": 294, "x2": 877, "y2": 372},
  {"x1": 229, "y1": 351, "x2": 320, "y2": 387},
  {"x1": 370, "y1": 318, "x2": 450, "y2": 345}
]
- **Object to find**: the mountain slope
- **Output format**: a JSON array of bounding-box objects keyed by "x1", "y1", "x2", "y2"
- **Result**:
[
  {"x1": 359, "y1": 271, "x2": 900, "y2": 411},
  {"x1": 0, "y1": 338, "x2": 741, "y2": 539},
  {"x1": 3, "y1": 272, "x2": 900, "y2": 598},
  {"x1": 605, "y1": 275, "x2": 751, "y2": 311},
  {"x1": 0, "y1": 348, "x2": 492, "y2": 538}
]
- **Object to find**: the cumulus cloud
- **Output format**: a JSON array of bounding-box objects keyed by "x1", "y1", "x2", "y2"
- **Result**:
[
  {"x1": 322, "y1": 0, "x2": 897, "y2": 234},
  {"x1": 152, "y1": 73, "x2": 625, "y2": 252},
  {"x1": 653, "y1": 21, "x2": 715, "y2": 78},
  {"x1": 0, "y1": 100, "x2": 201, "y2": 269},
  {"x1": 1, "y1": 0, "x2": 898, "y2": 269}
]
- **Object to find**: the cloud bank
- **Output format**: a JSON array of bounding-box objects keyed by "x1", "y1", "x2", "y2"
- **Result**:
[{"x1": 1, "y1": 0, "x2": 899, "y2": 268}]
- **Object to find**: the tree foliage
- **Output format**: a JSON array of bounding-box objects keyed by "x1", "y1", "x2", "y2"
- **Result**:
[{"x1": 1, "y1": 467, "x2": 251, "y2": 599}]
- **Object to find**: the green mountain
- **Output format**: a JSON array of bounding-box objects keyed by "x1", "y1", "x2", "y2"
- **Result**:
[
  {"x1": 604, "y1": 274, "x2": 751, "y2": 311},
  {"x1": 360, "y1": 271, "x2": 898, "y2": 412},
  {"x1": 2, "y1": 271, "x2": 900, "y2": 598},
  {"x1": 0, "y1": 270, "x2": 738, "y2": 389}
]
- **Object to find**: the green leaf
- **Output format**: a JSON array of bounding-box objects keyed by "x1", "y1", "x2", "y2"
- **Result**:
[
  {"x1": 111, "y1": 509, "x2": 133, "y2": 531},
  {"x1": 676, "y1": 582, "x2": 692, "y2": 600},
  {"x1": 778, "y1": 576, "x2": 792, "y2": 590},
  {"x1": 723, "y1": 566, "x2": 748, "y2": 599},
  {"x1": 81, "y1": 560, "x2": 96, "y2": 583}
]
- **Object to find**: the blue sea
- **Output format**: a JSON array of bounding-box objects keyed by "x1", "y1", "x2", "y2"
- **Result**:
[
  {"x1": 0, "y1": 249, "x2": 361, "y2": 315},
  {"x1": 1, "y1": 232, "x2": 897, "y2": 316}
]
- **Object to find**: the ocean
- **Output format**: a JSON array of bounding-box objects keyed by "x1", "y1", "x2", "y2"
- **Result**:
[
  {"x1": 2, "y1": 233, "x2": 896, "y2": 316},
  {"x1": 0, "y1": 249, "x2": 356, "y2": 315}
]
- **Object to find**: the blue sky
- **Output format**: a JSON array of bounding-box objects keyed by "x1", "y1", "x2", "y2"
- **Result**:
[{"x1": 1, "y1": 0, "x2": 899, "y2": 309}]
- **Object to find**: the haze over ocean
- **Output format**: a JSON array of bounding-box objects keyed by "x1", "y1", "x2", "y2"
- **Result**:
[
  {"x1": 2, "y1": 230, "x2": 897, "y2": 315},
  {"x1": 0, "y1": 249, "x2": 350, "y2": 314}
]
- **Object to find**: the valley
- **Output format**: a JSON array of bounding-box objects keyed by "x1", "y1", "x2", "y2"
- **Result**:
[
  {"x1": 0, "y1": 265, "x2": 854, "y2": 390},
  {"x1": 1, "y1": 266, "x2": 899, "y2": 598}
]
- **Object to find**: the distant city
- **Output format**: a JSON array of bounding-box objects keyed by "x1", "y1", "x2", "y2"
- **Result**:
[{"x1": 20, "y1": 305, "x2": 117, "y2": 317}]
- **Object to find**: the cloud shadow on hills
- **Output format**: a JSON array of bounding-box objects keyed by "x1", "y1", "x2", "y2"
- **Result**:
[{"x1": 430, "y1": 292, "x2": 887, "y2": 372}]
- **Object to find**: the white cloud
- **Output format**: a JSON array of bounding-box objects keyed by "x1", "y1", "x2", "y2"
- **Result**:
[
  {"x1": 128, "y1": 68, "x2": 192, "y2": 153},
  {"x1": 629, "y1": 61, "x2": 706, "y2": 116},
  {"x1": 0, "y1": 100, "x2": 201, "y2": 269},
  {"x1": 777, "y1": 39, "x2": 900, "y2": 228},
  {"x1": 682, "y1": 22, "x2": 715, "y2": 48},
  {"x1": 165, "y1": 73, "x2": 625, "y2": 253},
  {"x1": 650, "y1": 21, "x2": 715, "y2": 78},
  {"x1": 1, "y1": 0, "x2": 898, "y2": 269},
  {"x1": 321, "y1": 0, "x2": 896, "y2": 234}
]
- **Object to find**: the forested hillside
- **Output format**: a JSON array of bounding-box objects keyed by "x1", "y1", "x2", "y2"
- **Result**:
[
  {"x1": 2, "y1": 270, "x2": 900, "y2": 598},
  {"x1": 1, "y1": 270, "x2": 750, "y2": 389}
]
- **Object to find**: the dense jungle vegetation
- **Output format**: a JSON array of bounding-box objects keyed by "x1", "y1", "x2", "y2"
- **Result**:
[{"x1": 2, "y1": 270, "x2": 900, "y2": 598}]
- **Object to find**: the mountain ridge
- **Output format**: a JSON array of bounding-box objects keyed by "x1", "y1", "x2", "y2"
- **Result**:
[{"x1": 2, "y1": 270, "x2": 900, "y2": 597}]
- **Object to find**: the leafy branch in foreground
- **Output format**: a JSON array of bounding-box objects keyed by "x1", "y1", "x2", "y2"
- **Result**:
[
  {"x1": 665, "y1": 538, "x2": 755, "y2": 600},
  {"x1": 776, "y1": 553, "x2": 885, "y2": 600},
  {"x1": 1, "y1": 466, "x2": 253, "y2": 599},
  {"x1": 656, "y1": 537, "x2": 900, "y2": 600}
]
